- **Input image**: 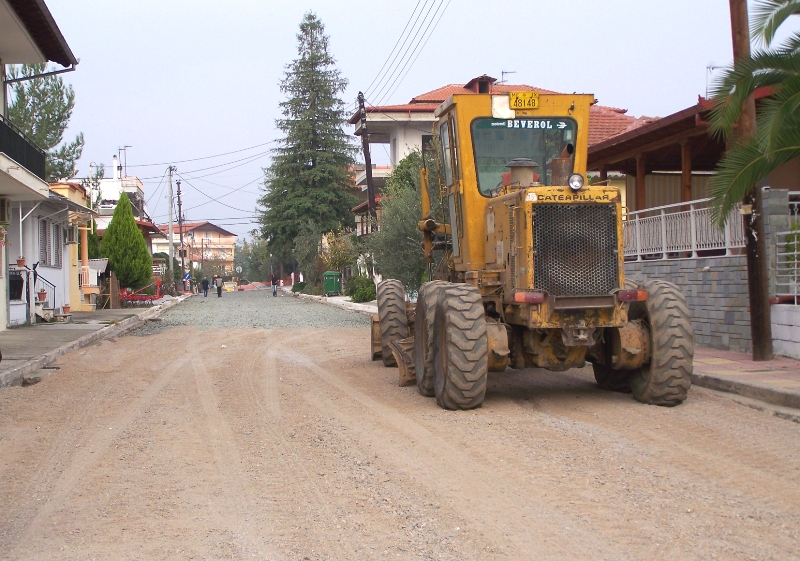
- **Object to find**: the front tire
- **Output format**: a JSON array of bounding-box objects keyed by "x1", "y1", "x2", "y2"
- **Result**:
[
  {"x1": 377, "y1": 280, "x2": 409, "y2": 367},
  {"x1": 628, "y1": 280, "x2": 694, "y2": 406},
  {"x1": 432, "y1": 283, "x2": 488, "y2": 410}
]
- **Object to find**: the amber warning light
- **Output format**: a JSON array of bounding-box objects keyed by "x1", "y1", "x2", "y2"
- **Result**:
[{"x1": 617, "y1": 290, "x2": 648, "y2": 302}]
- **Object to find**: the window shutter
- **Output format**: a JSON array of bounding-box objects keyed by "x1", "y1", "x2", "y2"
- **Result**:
[
  {"x1": 53, "y1": 225, "x2": 62, "y2": 268},
  {"x1": 39, "y1": 219, "x2": 47, "y2": 263}
]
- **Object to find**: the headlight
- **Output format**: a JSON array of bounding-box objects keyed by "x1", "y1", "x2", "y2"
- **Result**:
[{"x1": 568, "y1": 174, "x2": 584, "y2": 191}]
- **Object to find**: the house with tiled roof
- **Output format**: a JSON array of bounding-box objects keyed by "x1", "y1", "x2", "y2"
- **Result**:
[
  {"x1": 349, "y1": 74, "x2": 652, "y2": 229},
  {"x1": 154, "y1": 221, "x2": 237, "y2": 277}
]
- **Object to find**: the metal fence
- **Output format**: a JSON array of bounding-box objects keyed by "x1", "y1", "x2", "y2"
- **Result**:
[
  {"x1": 0, "y1": 114, "x2": 46, "y2": 180},
  {"x1": 623, "y1": 198, "x2": 745, "y2": 260}
]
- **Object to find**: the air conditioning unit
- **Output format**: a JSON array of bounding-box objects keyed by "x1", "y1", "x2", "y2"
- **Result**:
[
  {"x1": 66, "y1": 224, "x2": 79, "y2": 244},
  {"x1": 0, "y1": 198, "x2": 11, "y2": 224}
]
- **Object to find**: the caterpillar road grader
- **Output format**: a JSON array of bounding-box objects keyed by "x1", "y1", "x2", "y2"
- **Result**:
[{"x1": 372, "y1": 90, "x2": 694, "y2": 410}]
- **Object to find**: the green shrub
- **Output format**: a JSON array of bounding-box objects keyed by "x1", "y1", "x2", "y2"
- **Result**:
[
  {"x1": 352, "y1": 284, "x2": 376, "y2": 303},
  {"x1": 291, "y1": 281, "x2": 307, "y2": 293},
  {"x1": 345, "y1": 275, "x2": 373, "y2": 297}
]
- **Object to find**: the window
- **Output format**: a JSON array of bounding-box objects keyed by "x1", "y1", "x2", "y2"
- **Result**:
[
  {"x1": 204, "y1": 231, "x2": 211, "y2": 239},
  {"x1": 38, "y1": 219, "x2": 63, "y2": 268},
  {"x1": 440, "y1": 121, "x2": 453, "y2": 186},
  {"x1": 421, "y1": 134, "x2": 434, "y2": 151},
  {"x1": 471, "y1": 117, "x2": 577, "y2": 197}
]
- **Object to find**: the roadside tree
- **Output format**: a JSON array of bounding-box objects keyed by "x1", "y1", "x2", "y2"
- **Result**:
[
  {"x1": 101, "y1": 193, "x2": 152, "y2": 289},
  {"x1": 258, "y1": 12, "x2": 358, "y2": 265},
  {"x1": 366, "y1": 149, "x2": 444, "y2": 293},
  {"x1": 8, "y1": 63, "x2": 85, "y2": 182}
]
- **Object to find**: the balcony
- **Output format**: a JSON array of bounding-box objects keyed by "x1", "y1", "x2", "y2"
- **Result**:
[{"x1": 0, "y1": 114, "x2": 46, "y2": 181}]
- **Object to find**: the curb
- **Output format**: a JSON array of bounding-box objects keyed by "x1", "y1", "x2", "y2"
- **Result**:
[
  {"x1": 691, "y1": 370, "x2": 800, "y2": 410},
  {"x1": 283, "y1": 288, "x2": 377, "y2": 317},
  {"x1": 0, "y1": 294, "x2": 193, "y2": 389}
]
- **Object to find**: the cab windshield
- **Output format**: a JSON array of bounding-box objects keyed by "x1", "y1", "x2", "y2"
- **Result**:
[{"x1": 471, "y1": 117, "x2": 577, "y2": 197}]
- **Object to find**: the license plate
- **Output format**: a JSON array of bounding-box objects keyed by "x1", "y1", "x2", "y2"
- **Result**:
[{"x1": 509, "y1": 91, "x2": 539, "y2": 110}]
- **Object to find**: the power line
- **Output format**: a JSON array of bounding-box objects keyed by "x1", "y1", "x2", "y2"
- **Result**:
[
  {"x1": 370, "y1": 0, "x2": 440, "y2": 107},
  {"x1": 125, "y1": 140, "x2": 276, "y2": 168},
  {"x1": 379, "y1": 0, "x2": 451, "y2": 107},
  {"x1": 347, "y1": 0, "x2": 425, "y2": 112},
  {"x1": 175, "y1": 172, "x2": 259, "y2": 214},
  {"x1": 373, "y1": 0, "x2": 447, "y2": 108}
]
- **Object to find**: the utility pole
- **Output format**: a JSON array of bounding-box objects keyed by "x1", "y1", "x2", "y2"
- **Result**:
[
  {"x1": 357, "y1": 92, "x2": 377, "y2": 225},
  {"x1": 729, "y1": 0, "x2": 772, "y2": 361},
  {"x1": 176, "y1": 179, "x2": 186, "y2": 292},
  {"x1": 167, "y1": 166, "x2": 175, "y2": 288}
]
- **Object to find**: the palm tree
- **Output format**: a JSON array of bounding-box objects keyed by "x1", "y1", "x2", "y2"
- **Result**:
[{"x1": 709, "y1": 0, "x2": 800, "y2": 226}]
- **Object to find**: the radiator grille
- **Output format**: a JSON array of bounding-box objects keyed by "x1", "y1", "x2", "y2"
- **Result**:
[{"x1": 533, "y1": 204, "x2": 619, "y2": 296}]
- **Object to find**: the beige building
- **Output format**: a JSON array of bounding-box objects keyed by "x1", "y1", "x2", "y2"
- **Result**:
[
  {"x1": 49, "y1": 182, "x2": 98, "y2": 312},
  {"x1": 155, "y1": 221, "x2": 236, "y2": 277}
]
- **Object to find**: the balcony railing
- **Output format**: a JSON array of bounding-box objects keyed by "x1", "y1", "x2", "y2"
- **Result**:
[
  {"x1": 0, "y1": 114, "x2": 46, "y2": 180},
  {"x1": 623, "y1": 198, "x2": 746, "y2": 260},
  {"x1": 80, "y1": 266, "x2": 99, "y2": 288}
]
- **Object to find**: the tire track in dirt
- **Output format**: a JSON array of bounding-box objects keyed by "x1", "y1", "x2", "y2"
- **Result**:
[
  {"x1": 280, "y1": 340, "x2": 630, "y2": 560},
  {"x1": 188, "y1": 337, "x2": 283, "y2": 560},
  {"x1": 233, "y1": 329, "x2": 369, "y2": 559},
  {"x1": 3, "y1": 346, "x2": 195, "y2": 558}
]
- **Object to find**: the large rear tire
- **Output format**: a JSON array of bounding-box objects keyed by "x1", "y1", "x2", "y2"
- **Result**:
[
  {"x1": 414, "y1": 281, "x2": 445, "y2": 397},
  {"x1": 377, "y1": 280, "x2": 409, "y2": 367},
  {"x1": 628, "y1": 279, "x2": 694, "y2": 406},
  {"x1": 432, "y1": 283, "x2": 488, "y2": 410}
]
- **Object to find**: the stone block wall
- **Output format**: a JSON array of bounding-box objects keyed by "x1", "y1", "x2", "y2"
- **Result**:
[
  {"x1": 623, "y1": 188, "x2": 792, "y2": 355},
  {"x1": 771, "y1": 304, "x2": 800, "y2": 359},
  {"x1": 625, "y1": 256, "x2": 752, "y2": 352}
]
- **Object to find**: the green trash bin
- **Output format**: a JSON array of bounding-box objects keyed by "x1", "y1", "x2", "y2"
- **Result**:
[{"x1": 323, "y1": 271, "x2": 342, "y2": 296}]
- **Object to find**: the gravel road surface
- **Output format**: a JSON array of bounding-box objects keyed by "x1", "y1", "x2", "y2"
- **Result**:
[{"x1": 1, "y1": 290, "x2": 798, "y2": 560}]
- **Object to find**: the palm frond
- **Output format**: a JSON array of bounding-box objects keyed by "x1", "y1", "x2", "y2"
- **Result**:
[
  {"x1": 710, "y1": 128, "x2": 800, "y2": 228},
  {"x1": 751, "y1": 0, "x2": 800, "y2": 46},
  {"x1": 779, "y1": 32, "x2": 800, "y2": 54},
  {"x1": 708, "y1": 50, "x2": 800, "y2": 138},
  {"x1": 758, "y1": 76, "x2": 800, "y2": 154}
]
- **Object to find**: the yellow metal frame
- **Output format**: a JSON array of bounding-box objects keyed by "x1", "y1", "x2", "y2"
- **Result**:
[{"x1": 432, "y1": 92, "x2": 628, "y2": 331}]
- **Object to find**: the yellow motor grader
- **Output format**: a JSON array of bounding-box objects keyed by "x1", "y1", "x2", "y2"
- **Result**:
[{"x1": 373, "y1": 91, "x2": 694, "y2": 410}]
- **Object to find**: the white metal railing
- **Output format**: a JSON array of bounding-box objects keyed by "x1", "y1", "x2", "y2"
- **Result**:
[
  {"x1": 775, "y1": 230, "x2": 800, "y2": 302},
  {"x1": 623, "y1": 198, "x2": 745, "y2": 260},
  {"x1": 80, "y1": 266, "x2": 99, "y2": 287}
]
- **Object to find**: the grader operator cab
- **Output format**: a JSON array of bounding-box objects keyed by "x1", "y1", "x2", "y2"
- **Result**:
[{"x1": 373, "y1": 91, "x2": 694, "y2": 410}]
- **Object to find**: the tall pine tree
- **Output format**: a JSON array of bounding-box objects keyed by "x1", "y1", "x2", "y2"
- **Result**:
[
  {"x1": 8, "y1": 63, "x2": 84, "y2": 182},
  {"x1": 101, "y1": 193, "x2": 152, "y2": 289},
  {"x1": 258, "y1": 12, "x2": 357, "y2": 261}
]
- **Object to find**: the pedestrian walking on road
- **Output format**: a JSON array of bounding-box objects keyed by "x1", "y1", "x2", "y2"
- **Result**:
[
  {"x1": 201, "y1": 276, "x2": 209, "y2": 297},
  {"x1": 215, "y1": 277, "x2": 222, "y2": 298},
  {"x1": 271, "y1": 274, "x2": 278, "y2": 297}
]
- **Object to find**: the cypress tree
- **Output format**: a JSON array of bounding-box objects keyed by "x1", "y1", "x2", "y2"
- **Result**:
[
  {"x1": 101, "y1": 193, "x2": 152, "y2": 288},
  {"x1": 258, "y1": 12, "x2": 358, "y2": 261}
]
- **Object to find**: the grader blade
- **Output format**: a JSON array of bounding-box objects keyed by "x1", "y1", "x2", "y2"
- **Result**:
[{"x1": 388, "y1": 336, "x2": 416, "y2": 387}]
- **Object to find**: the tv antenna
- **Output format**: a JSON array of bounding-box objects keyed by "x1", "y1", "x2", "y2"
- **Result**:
[{"x1": 499, "y1": 70, "x2": 516, "y2": 85}]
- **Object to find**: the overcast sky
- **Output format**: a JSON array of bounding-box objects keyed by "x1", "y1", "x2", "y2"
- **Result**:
[{"x1": 41, "y1": 0, "x2": 776, "y2": 238}]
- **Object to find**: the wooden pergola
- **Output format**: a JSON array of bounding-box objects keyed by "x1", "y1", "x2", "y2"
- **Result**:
[{"x1": 587, "y1": 97, "x2": 726, "y2": 211}]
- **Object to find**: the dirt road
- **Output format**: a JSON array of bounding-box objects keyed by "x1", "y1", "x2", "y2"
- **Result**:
[{"x1": 1, "y1": 293, "x2": 799, "y2": 560}]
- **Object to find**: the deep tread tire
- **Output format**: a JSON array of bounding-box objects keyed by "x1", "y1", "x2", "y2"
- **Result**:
[
  {"x1": 432, "y1": 283, "x2": 488, "y2": 410},
  {"x1": 592, "y1": 363, "x2": 632, "y2": 393},
  {"x1": 629, "y1": 279, "x2": 694, "y2": 406},
  {"x1": 414, "y1": 281, "x2": 446, "y2": 396},
  {"x1": 377, "y1": 280, "x2": 409, "y2": 367}
]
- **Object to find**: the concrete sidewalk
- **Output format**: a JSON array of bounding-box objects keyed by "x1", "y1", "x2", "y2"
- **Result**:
[
  {"x1": 0, "y1": 294, "x2": 192, "y2": 389},
  {"x1": 284, "y1": 288, "x2": 800, "y2": 411}
]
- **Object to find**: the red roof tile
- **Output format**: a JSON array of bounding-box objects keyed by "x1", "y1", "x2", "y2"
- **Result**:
[{"x1": 352, "y1": 74, "x2": 657, "y2": 145}]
